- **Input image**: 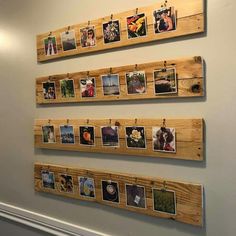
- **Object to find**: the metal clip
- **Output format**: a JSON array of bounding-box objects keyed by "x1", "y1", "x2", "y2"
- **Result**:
[
  {"x1": 162, "y1": 118, "x2": 166, "y2": 128},
  {"x1": 66, "y1": 26, "x2": 70, "y2": 34},
  {"x1": 110, "y1": 14, "x2": 113, "y2": 21},
  {"x1": 161, "y1": 181, "x2": 167, "y2": 192},
  {"x1": 135, "y1": 8, "x2": 139, "y2": 15}
]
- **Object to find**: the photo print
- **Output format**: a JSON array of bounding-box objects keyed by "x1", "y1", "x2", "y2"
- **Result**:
[
  {"x1": 42, "y1": 125, "x2": 56, "y2": 143},
  {"x1": 41, "y1": 170, "x2": 55, "y2": 189},
  {"x1": 59, "y1": 125, "x2": 75, "y2": 144},
  {"x1": 80, "y1": 78, "x2": 96, "y2": 98},
  {"x1": 43, "y1": 82, "x2": 56, "y2": 100},
  {"x1": 101, "y1": 74, "x2": 120, "y2": 96},
  {"x1": 60, "y1": 79, "x2": 75, "y2": 98},
  {"x1": 61, "y1": 30, "x2": 77, "y2": 51},
  {"x1": 103, "y1": 20, "x2": 121, "y2": 44},
  {"x1": 80, "y1": 26, "x2": 96, "y2": 48},
  {"x1": 154, "y1": 67, "x2": 177, "y2": 95},
  {"x1": 126, "y1": 184, "x2": 146, "y2": 209},
  {"x1": 79, "y1": 176, "x2": 95, "y2": 198},
  {"x1": 101, "y1": 126, "x2": 119, "y2": 147},
  {"x1": 127, "y1": 13, "x2": 147, "y2": 39},
  {"x1": 59, "y1": 174, "x2": 74, "y2": 193},
  {"x1": 153, "y1": 7, "x2": 176, "y2": 34},
  {"x1": 44, "y1": 36, "x2": 57, "y2": 56},
  {"x1": 126, "y1": 71, "x2": 146, "y2": 94},
  {"x1": 153, "y1": 188, "x2": 176, "y2": 215},
  {"x1": 153, "y1": 127, "x2": 176, "y2": 153},
  {"x1": 79, "y1": 126, "x2": 95, "y2": 146},
  {"x1": 102, "y1": 180, "x2": 119, "y2": 203},
  {"x1": 125, "y1": 126, "x2": 146, "y2": 149}
]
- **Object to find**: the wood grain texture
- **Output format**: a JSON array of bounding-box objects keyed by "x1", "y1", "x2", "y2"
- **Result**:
[
  {"x1": 36, "y1": 0, "x2": 205, "y2": 62},
  {"x1": 34, "y1": 118, "x2": 204, "y2": 161},
  {"x1": 36, "y1": 56, "x2": 204, "y2": 104},
  {"x1": 35, "y1": 163, "x2": 203, "y2": 226}
]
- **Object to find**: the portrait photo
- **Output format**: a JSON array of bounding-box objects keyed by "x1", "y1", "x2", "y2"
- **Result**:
[
  {"x1": 43, "y1": 82, "x2": 56, "y2": 100},
  {"x1": 103, "y1": 20, "x2": 121, "y2": 44},
  {"x1": 126, "y1": 71, "x2": 146, "y2": 94},
  {"x1": 102, "y1": 180, "x2": 119, "y2": 203},
  {"x1": 61, "y1": 30, "x2": 77, "y2": 51},
  {"x1": 101, "y1": 74, "x2": 120, "y2": 96},
  {"x1": 126, "y1": 184, "x2": 146, "y2": 209},
  {"x1": 154, "y1": 67, "x2": 177, "y2": 95},
  {"x1": 42, "y1": 125, "x2": 56, "y2": 143},
  {"x1": 153, "y1": 7, "x2": 176, "y2": 34},
  {"x1": 79, "y1": 176, "x2": 95, "y2": 198},
  {"x1": 41, "y1": 170, "x2": 55, "y2": 189},
  {"x1": 80, "y1": 78, "x2": 96, "y2": 98},
  {"x1": 80, "y1": 26, "x2": 96, "y2": 48},
  {"x1": 60, "y1": 79, "x2": 75, "y2": 98},
  {"x1": 44, "y1": 36, "x2": 57, "y2": 56},
  {"x1": 59, "y1": 174, "x2": 74, "y2": 193},
  {"x1": 79, "y1": 126, "x2": 95, "y2": 146},
  {"x1": 59, "y1": 125, "x2": 75, "y2": 144},
  {"x1": 153, "y1": 127, "x2": 176, "y2": 153},
  {"x1": 125, "y1": 126, "x2": 146, "y2": 149},
  {"x1": 101, "y1": 126, "x2": 119, "y2": 147}
]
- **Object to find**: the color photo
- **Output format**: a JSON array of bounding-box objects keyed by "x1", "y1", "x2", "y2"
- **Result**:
[
  {"x1": 60, "y1": 79, "x2": 75, "y2": 98},
  {"x1": 79, "y1": 177, "x2": 95, "y2": 198},
  {"x1": 80, "y1": 78, "x2": 96, "y2": 98},
  {"x1": 80, "y1": 26, "x2": 96, "y2": 48},
  {"x1": 59, "y1": 174, "x2": 74, "y2": 193},
  {"x1": 126, "y1": 71, "x2": 146, "y2": 94},
  {"x1": 79, "y1": 126, "x2": 95, "y2": 146},
  {"x1": 44, "y1": 36, "x2": 57, "y2": 56},
  {"x1": 61, "y1": 30, "x2": 77, "y2": 51},
  {"x1": 125, "y1": 126, "x2": 146, "y2": 149},
  {"x1": 60, "y1": 125, "x2": 75, "y2": 144},
  {"x1": 101, "y1": 74, "x2": 120, "y2": 96},
  {"x1": 102, "y1": 180, "x2": 119, "y2": 203},
  {"x1": 43, "y1": 82, "x2": 56, "y2": 99},
  {"x1": 103, "y1": 20, "x2": 121, "y2": 44},
  {"x1": 42, "y1": 125, "x2": 56, "y2": 143},
  {"x1": 101, "y1": 126, "x2": 119, "y2": 147},
  {"x1": 126, "y1": 184, "x2": 146, "y2": 209},
  {"x1": 41, "y1": 170, "x2": 55, "y2": 189}
]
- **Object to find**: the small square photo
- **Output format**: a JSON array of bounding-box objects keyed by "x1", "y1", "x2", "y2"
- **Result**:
[
  {"x1": 126, "y1": 71, "x2": 146, "y2": 94},
  {"x1": 41, "y1": 170, "x2": 55, "y2": 189},
  {"x1": 42, "y1": 125, "x2": 56, "y2": 143},
  {"x1": 127, "y1": 13, "x2": 147, "y2": 39},
  {"x1": 43, "y1": 82, "x2": 56, "y2": 100},
  {"x1": 153, "y1": 7, "x2": 176, "y2": 34},
  {"x1": 61, "y1": 30, "x2": 77, "y2": 51},
  {"x1": 59, "y1": 174, "x2": 74, "y2": 193},
  {"x1": 126, "y1": 126, "x2": 146, "y2": 149},
  {"x1": 153, "y1": 127, "x2": 176, "y2": 153},
  {"x1": 101, "y1": 74, "x2": 120, "y2": 96},
  {"x1": 60, "y1": 79, "x2": 75, "y2": 98},
  {"x1": 80, "y1": 78, "x2": 96, "y2": 98},
  {"x1": 102, "y1": 180, "x2": 119, "y2": 203},
  {"x1": 101, "y1": 126, "x2": 119, "y2": 147},
  {"x1": 80, "y1": 26, "x2": 96, "y2": 48},
  {"x1": 44, "y1": 36, "x2": 57, "y2": 56},
  {"x1": 60, "y1": 125, "x2": 75, "y2": 144},
  {"x1": 103, "y1": 20, "x2": 121, "y2": 44},
  {"x1": 153, "y1": 188, "x2": 176, "y2": 215},
  {"x1": 79, "y1": 177, "x2": 95, "y2": 198},
  {"x1": 79, "y1": 126, "x2": 95, "y2": 146},
  {"x1": 126, "y1": 184, "x2": 146, "y2": 209},
  {"x1": 154, "y1": 67, "x2": 177, "y2": 95}
]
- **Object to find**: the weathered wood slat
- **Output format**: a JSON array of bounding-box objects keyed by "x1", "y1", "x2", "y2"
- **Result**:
[
  {"x1": 34, "y1": 118, "x2": 204, "y2": 161},
  {"x1": 34, "y1": 163, "x2": 203, "y2": 226},
  {"x1": 36, "y1": 56, "x2": 204, "y2": 104},
  {"x1": 36, "y1": 0, "x2": 205, "y2": 62}
]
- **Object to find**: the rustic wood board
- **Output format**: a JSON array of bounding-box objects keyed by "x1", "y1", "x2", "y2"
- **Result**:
[
  {"x1": 36, "y1": 56, "x2": 204, "y2": 104},
  {"x1": 35, "y1": 163, "x2": 203, "y2": 226},
  {"x1": 34, "y1": 118, "x2": 204, "y2": 161},
  {"x1": 36, "y1": 0, "x2": 205, "y2": 62}
]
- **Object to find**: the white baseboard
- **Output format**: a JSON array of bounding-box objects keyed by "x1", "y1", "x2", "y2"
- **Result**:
[{"x1": 0, "y1": 202, "x2": 109, "y2": 236}]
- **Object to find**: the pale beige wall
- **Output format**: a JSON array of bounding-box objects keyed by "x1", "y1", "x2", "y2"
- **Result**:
[{"x1": 0, "y1": 0, "x2": 236, "y2": 235}]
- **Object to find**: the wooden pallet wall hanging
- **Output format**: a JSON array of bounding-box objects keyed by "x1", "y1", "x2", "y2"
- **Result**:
[
  {"x1": 36, "y1": 0, "x2": 205, "y2": 62},
  {"x1": 34, "y1": 118, "x2": 204, "y2": 161},
  {"x1": 36, "y1": 56, "x2": 204, "y2": 105},
  {"x1": 35, "y1": 163, "x2": 203, "y2": 226}
]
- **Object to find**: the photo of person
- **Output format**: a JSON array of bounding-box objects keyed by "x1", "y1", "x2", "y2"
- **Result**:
[
  {"x1": 42, "y1": 125, "x2": 56, "y2": 143},
  {"x1": 101, "y1": 74, "x2": 120, "y2": 96},
  {"x1": 59, "y1": 174, "x2": 74, "y2": 193},
  {"x1": 153, "y1": 127, "x2": 176, "y2": 153},
  {"x1": 153, "y1": 188, "x2": 176, "y2": 215},
  {"x1": 43, "y1": 82, "x2": 56, "y2": 100},
  {"x1": 44, "y1": 36, "x2": 57, "y2": 56},
  {"x1": 125, "y1": 126, "x2": 146, "y2": 149},
  {"x1": 126, "y1": 71, "x2": 146, "y2": 94},
  {"x1": 79, "y1": 126, "x2": 95, "y2": 146},
  {"x1": 80, "y1": 78, "x2": 96, "y2": 98},
  {"x1": 153, "y1": 7, "x2": 176, "y2": 34},
  {"x1": 101, "y1": 126, "x2": 119, "y2": 147},
  {"x1": 101, "y1": 180, "x2": 119, "y2": 203},
  {"x1": 103, "y1": 20, "x2": 121, "y2": 44},
  {"x1": 125, "y1": 184, "x2": 146, "y2": 209},
  {"x1": 61, "y1": 30, "x2": 77, "y2": 51},
  {"x1": 80, "y1": 26, "x2": 96, "y2": 48},
  {"x1": 60, "y1": 79, "x2": 75, "y2": 98},
  {"x1": 41, "y1": 170, "x2": 55, "y2": 189},
  {"x1": 59, "y1": 125, "x2": 75, "y2": 144},
  {"x1": 127, "y1": 13, "x2": 147, "y2": 39},
  {"x1": 79, "y1": 177, "x2": 95, "y2": 198},
  {"x1": 154, "y1": 67, "x2": 177, "y2": 95}
]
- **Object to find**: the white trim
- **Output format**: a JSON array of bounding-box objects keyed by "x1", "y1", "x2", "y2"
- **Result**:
[{"x1": 0, "y1": 202, "x2": 109, "y2": 236}]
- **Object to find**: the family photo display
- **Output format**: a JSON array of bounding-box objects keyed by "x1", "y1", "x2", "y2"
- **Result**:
[
  {"x1": 41, "y1": 170, "x2": 177, "y2": 215},
  {"x1": 43, "y1": 6, "x2": 176, "y2": 56},
  {"x1": 41, "y1": 123, "x2": 176, "y2": 153},
  {"x1": 42, "y1": 67, "x2": 177, "y2": 101}
]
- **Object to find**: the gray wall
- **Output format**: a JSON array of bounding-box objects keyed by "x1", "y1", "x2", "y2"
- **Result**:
[{"x1": 0, "y1": 0, "x2": 235, "y2": 235}]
